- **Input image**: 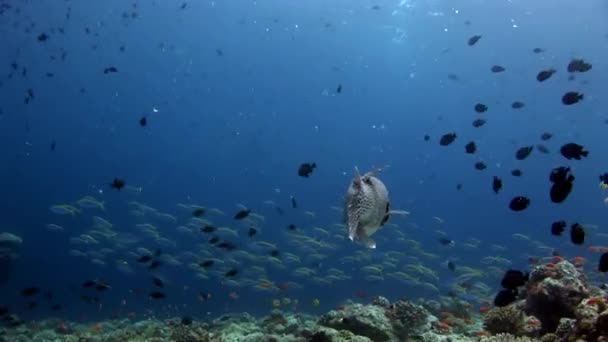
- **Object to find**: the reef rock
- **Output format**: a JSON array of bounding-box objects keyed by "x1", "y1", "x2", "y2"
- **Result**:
[{"x1": 319, "y1": 303, "x2": 394, "y2": 341}]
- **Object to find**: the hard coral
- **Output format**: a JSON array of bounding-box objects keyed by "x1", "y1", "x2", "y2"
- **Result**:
[
  {"x1": 386, "y1": 299, "x2": 431, "y2": 338},
  {"x1": 483, "y1": 302, "x2": 527, "y2": 336},
  {"x1": 478, "y1": 333, "x2": 535, "y2": 342}
]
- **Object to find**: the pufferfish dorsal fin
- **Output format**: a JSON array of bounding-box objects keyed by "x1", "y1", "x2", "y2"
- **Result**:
[{"x1": 353, "y1": 166, "x2": 362, "y2": 187}]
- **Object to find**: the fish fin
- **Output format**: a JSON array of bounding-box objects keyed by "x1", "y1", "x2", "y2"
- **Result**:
[
  {"x1": 348, "y1": 221, "x2": 358, "y2": 242},
  {"x1": 361, "y1": 236, "x2": 376, "y2": 249},
  {"x1": 353, "y1": 166, "x2": 361, "y2": 186}
]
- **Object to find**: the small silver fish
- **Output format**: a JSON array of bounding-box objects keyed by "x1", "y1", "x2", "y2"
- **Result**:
[{"x1": 344, "y1": 167, "x2": 408, "y2": 249}]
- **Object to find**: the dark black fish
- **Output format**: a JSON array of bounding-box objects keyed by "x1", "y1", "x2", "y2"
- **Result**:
[
  {"x1": 82, "y1": 281, "x2": 96, "y2": 288},
  {"x1": 152, "y1": 277, "x2": 164, "y2": 287},
  {"x1": 149, "y1": 291, "x2": 166, "y2": 299},
  {"x1": 494, "y1": 289, "x2": 518, "y2": 307},
  {"x1": 37, "y1": 33, "x2": 49, "y2": 41},
  {"x1": 570, "y1": 223, "x2": 585, "y2": 245},
  {"x1": 501, "y1": 270, "x2": 529, "y2": 290},
  {"x1": 21, "y1": 287, "x2": 40, "y2": 297},
  {"x1": 181, "y1": 316, "x2": 193, "y2": 325},
  {"x1": 567, "y1": 58, "x2": 592, "y2": 73},
  {"x1": 201, "y1": 225, "x2": 215, "y2": 233},
  {"x1": 598, "y1": 252, "x2": 608, "y2": 272},
  {"x1": 248, "y1": 227, "x2": 257, "y2": 237},
  {"x1": 217, "y1": 242, "x2": 237, "y2": 251},
  {"x1": 560, "y1": 143, "x2": 588, "y2": 160},
  {"x1": 180, "y1": 2, "x2": 188, "y2": 9},
  {"x1": 536, "y1": 69, "x2": 555, "y2": 82},
  {"x1": 456, "y1": 183, "x2": 462, "y2": 191},
  {"x1": 474, "y1": 161, "x2": 486, "y2": 170},
  {"x1": 549, "y1": 166, "x2": 574, "y2": 203},
  {"x1": 0, "y1": 305, "x2": 8, "y2": 316},
  {"x1": 200, "y1": 260, "x2": 214, "y2": 268},
  {"x1": 472, "y1": 119, "x2": 486, "y2": 128},
  {"x1": 234, "y1": 209, "x2": 251, "y2": 220},
  {"x1": 154, "y1": 249, "x2": 162, "y2": 257},
  {"x1": 270, "y1": 250, "x2": 280, "y2": 258},
  {"x1": 336, "y1": 84, "x2": 342, "y2": 93},
  {"x1": 467, "y1": 35, "x2": 482, "y2": 46},
  {"x1": 209, "y1": 236, "x2": 220, "y2": 244},
  {"x1": 492, "y1": 176, "x2": 502, "y2": 194},
  {"x1": 491, "y1": 65, "x2": 505, "y2": 73},
  {"x1": 511, "y1": 101, "x2": 525, "y2": 109},
  {"x1": 551, "y1": 220, "x2": 566, "y2": 236},
  {"x1": 509, "y1": 196, "x2": 530, "y2": 211},
  {"x1": 225, "y1": 269, "x2": 238, "y2": 277},
  {"x1": 149, "y1": 260, "x2": 161, "y2": 269},
  {"x1": 110, "y1": 178, "x2": 126, "y2": 191},
  {"x1": 533, "y1": 48, "x2": 544, "y2": 54},
  {"x1": 139, "y1": 116, "x2": 147, "y2": 127},
  {"x1": 465, "y1": 141, "x2": 476, "y2": 154},
  {"x1": 536, "y1": 144, "x2": 550, "y2": 154},
  {"x1": 439, "y1": 133, "x2": 457, "y2": 146},
  {"x1": 287, "y1": 224, "x2": 297, "y2": 231},
  {"x1": 424, "y1": 134, "x2": 430, "y2": 141},
  {"x1": 511, "y1": 169, "x2": 522, "y2": 177},
  {"x1": 51, "y1": 141, "x2": 56, "y2": 151},
  {"x1": 51, "y1": 304, "x2": 61, "y2": 311},
  {"x1": 515, "y1": 146, "x2": 533, "y2": 160},
  {"x1": 447, "y1": 261, "x2": 456, "y2": 272},
  {"x1": 192, "y1": 208, "x2": 205, "y2": 217},
  {"x1": 298, "y1": 162, "x2": 317, "y2": 178},
  {"x1": 137, "y1": 255, "x2": 152, "y2": 263},
  {"x1": 290, "y1": 196, "x2": 297, "y2": 209},
  {"x1": 474, "y1": 103, "x2": 487, "y2": 113},
  {"x1": 561, "y1": 91, "x2": 583, "y2": 105},
  {"x1": 438, "y1": 237, "x2": 454, "y2": 246},
  {"x1": 95, "y1": 282, "x2": 111, "y2": 292},
  {"x1": 540, "y1": 132, "x2": 553, "y2": 141},
  {"x1": 103, "y1": 66, "x2": 118, "y2": 74}
]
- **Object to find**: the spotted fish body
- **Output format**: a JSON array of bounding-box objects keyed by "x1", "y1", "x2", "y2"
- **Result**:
[{"x1": 345, "y1": 167, "x2": 391, "y2": 249}]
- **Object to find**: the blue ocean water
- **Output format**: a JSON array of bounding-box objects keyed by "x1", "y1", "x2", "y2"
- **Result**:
[{"x1": 0, "y1": 0, "x2": 607, "y2": 324}]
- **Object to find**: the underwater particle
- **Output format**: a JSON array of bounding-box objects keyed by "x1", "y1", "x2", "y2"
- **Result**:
[
  {"x1": 180, "y1": 2, "x2": 187, "y2": 10},
  {"x1": 21, "y1": 287, "x2": 41, "y2": 297},
  {"x1": 234, "y1": 209, "x2": 251, "y2": 220},
  {"x1": 248, "y1": 227, "x2": 257, "y2": 237},
  {"x1": 215, "y1": 48, "x2": 223, "y2": 56},
  {"x1": 491, "y1": 65, "x2": 505, "y2": 73},
  {"x1": 472, "y1": 119, "x2": 486, "y2": 128},
  {"x1": 567, "y1": 58, "x2": 592, "y2": 73},
  {"x1": 465, "y1": 141, "x2": 476, "y2": 154},
  {"x1": 298, "y1": 162, "x2": 317, "y2": 177},
  {"x1": 533, "y1": 47, "x2": 544, "y2": 53},
  {"x1": 456, "y1": 183, "x2": 462, "y2": 191},
  {"x1": 570, "y1": 223, "x2": 585, "y2": 245},
  {"x1": 561, "y1": 91, "x2": 583, "y2": 105},
  {"x1": 51, "y1": 304, "x2": 61, "y2": 311},
  {"x1": 540, "y1": 132, "x2": 553, "y2": 141},
  {"x1": 181, "y1": 316, "x2": 192, "y2": 325},
  {"x1": 201, "y1": 225, "x2": 215, "y2": 233},
  {"x1": 492, "y1": 176, "x2": 503, "y2": 194},
  {"x1": 536, "y1": 69, "x2": 556, "y2": 82},
  {"x1": 291, "y1": 196, "x2": 297, "y2": 209},
  {"x1": 509, "y1": 196, "x2": 530, "y2": 211},
  {"x1": 103, "y1": 66, "x2": 118, "y2": 74},
  {"x1": 423, "y1": 134, "x2": 430, "y2": 141},
  {"x1": 439, "y1": 132, "x2": 457, "y2": 146},
  {"x1": 467, "y1": 35, "x2": 482, "y2": 46},
  {"x1": 149, "y1": 291, "x2": 166, "y2": 299},
  {"x1": 152, "y1": 277, "x2": 164, "y2": 287},
  {"x1": 200, "y1": 260, "x2": 214, "y2": 268},
  {"x1": 225, "y1": 268, "x2": 238, "y2": 277},
  {"x1": 560, "y1": 143, "x2": 588, "y2": 160},
  {"x1": 474, "y1": 103, "x2": 488, "y2": 113},
  {"x1": 494, "y1": 289, "x2": 518, "y2": 307},
  {"x1": 511, "y1": 169, "x2": 523, "y2": 177},
  {"x1": 536, "y1": 144, "x2": 550, "y2": 154},
  {"x1": 50, "y1": 141, "x2": 56, "y2": 151},
  {"x1": 515, "y1": 146, "x2": 533, "y2": 160},
  {"x1": 598, "y1": 252, "x2": 608, "y2": 272},
  {"x1": 551, "y1": 220, "x2": 566, "y2": 236},
  {"x1": 474, "y1": 161, "x2": 487, "y2": 170},
  {"x1": 109, "y1": 178, "x2": 125, "y2": 191},
  {"x1": 137, "y1": 255, "x2": 152, "y2": 263},
  {"x1": 37, "y1": 33, "x2": 49, "y2": 41},
  {"x1": 192, "y1": 208, "x2": 205, "y2": 217},
  {"x1": 501, "y1": 270, "x2": 529, "y2": 290},
  {"x1": 139, "y1": 116, "x2": 147, "y2": 127},
  {"x1": 336, "y1": 84, "x2": 342, "y2": 93},
  {"x1": 549, "y1": 166, "x2": 574, "y2": 203},
  {"x1": 511, "y1": 101, "x2": 525, "y2": 109}
]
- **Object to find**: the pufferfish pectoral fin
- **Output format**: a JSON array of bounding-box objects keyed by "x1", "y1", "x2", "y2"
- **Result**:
[
  {"x1": 359, "y1": 233, "x2": 377, "y2": 249},
  {"x1": 347, "y1": 219, "x2": 359, "y2": 242}
]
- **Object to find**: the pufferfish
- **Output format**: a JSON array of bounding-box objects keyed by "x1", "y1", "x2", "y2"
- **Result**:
[{"x1": 344, "y1": 167, "x2": 408, "y2": 249}]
